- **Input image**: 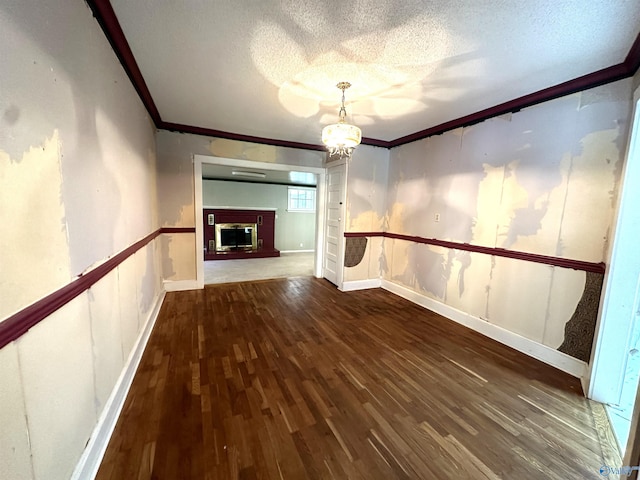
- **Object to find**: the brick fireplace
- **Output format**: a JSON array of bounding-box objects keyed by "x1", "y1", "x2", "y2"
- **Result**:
[{"x1": 203, "y1": 208, "x2": 279, "y2": 260}]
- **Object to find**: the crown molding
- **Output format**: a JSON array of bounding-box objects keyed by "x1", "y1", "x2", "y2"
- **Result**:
[
  {"x1": 87, "y1": 0, "x2": 640, "y2": 151},
  {"x1": 389, "y1": 62, "x2": 630, "y2": 148},
  {"x1": 86, "y1": 0, "x2": 161, "y2": 125},
  {"x1": 160, "y1": 121, "x2": 327, "y2": 151}
]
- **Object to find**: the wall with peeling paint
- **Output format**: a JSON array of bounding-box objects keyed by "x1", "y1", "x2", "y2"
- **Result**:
[
  {"x1": 342, "y1": 145, "x2": 390, "y2": 283},
  {"x1": 0, "y1": 1, "x2": 161, "y2": 479},
  {"x1": 381, "y1": 79, "x2": 633, "y2": 364},
  {"x1": 633, "y1": 69, "x2": 640, "y2": 92},
  {"x1": 156, "y1": 130, "x2": 325, "y2": 280}
]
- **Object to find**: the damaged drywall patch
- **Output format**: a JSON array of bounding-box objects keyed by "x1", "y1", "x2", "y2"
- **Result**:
[
  {"x1": 344, "y1": 237, "x2": 367, "y2": 267},
  {"x1": 208, "y1": 137, "x2": 324, "y2": 167},
  {"x1": 389, "y1": 238, "x2": 410, "y2": 285},
  {"x1": 486, "y1": 257, "x2": 552, "y2": 343},
  {"x1": 0, "y1": 131, "x2": 72, "y2": 320},
  {"x1": 445, "y1": 251, "x2": 492, "y2": 321},
  {"x1": 558, "y1": 271, "x2": 604, "y2": 362},
  {"x1": 508, "y1": 152, "x2": 572, "y2": 257},
  {"x1": 543, "y1": 267, "x2": 586, "y2": 349},
  {"x1": 496, "y1": 160, "x2": 528, "y2": 246},
  {"x1": 161, "y1": 233, "x2": 197, "y2": 281},
  {"x1": 452, "y1": 250, "x2": 472, "y2": 296},
  {"x1": 394, "y1": 243, "x2": 447, "y2": 299},
  {"x1": 343, "y1": 238, "x2": 372, "y2": 282},
  {"x1": 387, "y1": 202, "x2": 407, "y2": 234},
  {"x1": 347, "y1": 147, "x2": 389, "y2": 231},
  {"x1": 208, "y1": 138, "x2": 245, "y2": 159},
  {"x1": 558, "y1": 129, "x2": 622, "y2": 262},
  {"x1": 472, "y1": 162, "x2": 504, "y2": 247},
  {"x1": 380, "y1": 237, "x2": 391, "y2": 278},
  {"x1": 348, "y1": 210, "x2": 385, "y2": 232},
  {"x1": 243, "y1": 143, "x2": 278, "y2": 163}
]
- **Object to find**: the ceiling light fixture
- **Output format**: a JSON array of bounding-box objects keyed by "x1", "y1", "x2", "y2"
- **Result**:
[
  {"x1": 231, "y1": 171, "x2": 266, "y2": 178},
  {"x1": 322, "y1": 82, "x2": 361, "y2": 159}
]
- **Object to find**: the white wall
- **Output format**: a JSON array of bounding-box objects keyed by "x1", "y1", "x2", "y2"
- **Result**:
[
  {"x1": 0, "y1": 1, "x2": 161, "y2": 478},
  {"x1": 203, "y1": 180, "x2": 316, "y2": 251}
]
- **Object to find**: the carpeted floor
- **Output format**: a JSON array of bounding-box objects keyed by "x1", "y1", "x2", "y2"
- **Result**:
[{"x1": 203, "y1": 251, "x2": 315, "y2": 284}]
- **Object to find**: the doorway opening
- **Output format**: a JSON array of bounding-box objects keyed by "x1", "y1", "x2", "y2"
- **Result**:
[{"x1": 193, "y1": 155, "x2": 326, "y2": 288}]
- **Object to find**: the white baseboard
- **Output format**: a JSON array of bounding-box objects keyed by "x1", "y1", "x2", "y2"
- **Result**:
[
  {"x1": 279, "y1": 249, "x2": 315, "y2": 254},
  {"x1": 381, "y1": 280, "x2": 587, "y2": 379},
  {"x1": 341, "y1": 279, "x2": 382, "y2": 291},
  {"x1": 71, "y1": 291, "x2": 166, "y2": 480},
  {"x1": 163, "y1": 279, "x2": 200, "y2": 292}
]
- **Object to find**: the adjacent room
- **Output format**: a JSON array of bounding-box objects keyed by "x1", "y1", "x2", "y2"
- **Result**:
[
  {"x1": 2, "y1": 1, "x2": 640, "y2": 479},
  {"x1": 200, "y1": 164, "x2": 317, "y2": 284}
]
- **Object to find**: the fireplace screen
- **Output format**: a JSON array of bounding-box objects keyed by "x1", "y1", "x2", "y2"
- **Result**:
[{"x1": 215, "y1": 223, "x2": 258, "y2": 251}]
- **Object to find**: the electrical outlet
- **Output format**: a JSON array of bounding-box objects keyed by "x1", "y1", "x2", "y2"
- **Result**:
[{"x1": 435, "y1": 213, "x2": 440, "y2": 222}]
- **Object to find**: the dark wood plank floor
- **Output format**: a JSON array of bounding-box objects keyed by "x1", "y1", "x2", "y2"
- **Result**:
[{"x1": 96, "y1": 277, "x2": 617, "y2": 479}]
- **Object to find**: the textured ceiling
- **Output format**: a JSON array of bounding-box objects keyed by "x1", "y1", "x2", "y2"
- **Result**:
[{"x1": 108, "y1": 0, "x2": 640, "y2": 147}]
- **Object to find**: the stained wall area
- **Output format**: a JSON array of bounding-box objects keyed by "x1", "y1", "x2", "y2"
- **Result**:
[
  {"x1": 342, "y1": 145, "x2": 390, "y2": 283},
  {"x1": 367, "y1": 79, "x2": 632, "y2": 367},
  {"x1": 0, "y1": 1, "x2": 161, "y2": 479}
]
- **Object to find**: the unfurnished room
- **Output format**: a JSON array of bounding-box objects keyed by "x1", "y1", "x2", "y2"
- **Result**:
[{"x1": 2, "y1": 1, "x2": 640, "y2": 479}]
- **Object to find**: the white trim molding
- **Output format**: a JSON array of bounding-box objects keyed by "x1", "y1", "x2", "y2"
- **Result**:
[
  {"x1": 341, "y1": 279, "x2": 382, "y2": 291},
  {"x1": 163, "y1": 279, "x2": 200, "y2": 292},
  {"x1": 71, "y1": 291, "x2": 166, "y2": 480},
  {"x1": 381, "y1": 280, "x2": 587, "y2": 379}
]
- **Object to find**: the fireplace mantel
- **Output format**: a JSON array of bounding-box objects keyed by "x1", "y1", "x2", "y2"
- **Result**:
[
  {"x1": 203, "y1": 208, "x2": 279, "y2": 260},
  {"x1": 204, "y1": 206, "x2": 277, "y2": 211}
]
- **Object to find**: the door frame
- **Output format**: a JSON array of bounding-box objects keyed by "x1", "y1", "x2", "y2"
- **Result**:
[
  {"x1": 322, "y1": 160, "x2": 348, "y2": 288},
  {"x1": 588, "y1": 85, "x2": 640, "y2": 454},
  {"x1": 589, "y1": 86, "x2": 640, "y2": 401},
  {"x1": 193, "y1": 154, "x2": 326, "y2": 289}
]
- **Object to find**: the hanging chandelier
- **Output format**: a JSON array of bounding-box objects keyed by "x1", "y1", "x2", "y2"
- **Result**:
[{"x1": 322, "y1": 82, "x2": 361, "y2": 159}]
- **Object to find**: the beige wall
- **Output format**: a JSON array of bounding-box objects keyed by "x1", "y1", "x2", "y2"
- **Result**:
[
  {"x1": 342, "y1": 144, "x2": 390, "y2": 283},
  {"x1": 379, "y1": 79, "x2": 633, "y2": 359},
  {"x1": 0, "y1": 1, "x2": 161, "y2": 479}
]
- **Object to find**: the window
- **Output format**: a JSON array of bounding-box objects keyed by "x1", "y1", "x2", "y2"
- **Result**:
[{"x1": 287, "y1": 187, "x2": 316, "y2": 212}]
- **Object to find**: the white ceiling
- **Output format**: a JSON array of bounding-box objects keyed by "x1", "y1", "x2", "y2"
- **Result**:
[{"x1": 109, "y1": 0, "x2": 640, "y2": 146}]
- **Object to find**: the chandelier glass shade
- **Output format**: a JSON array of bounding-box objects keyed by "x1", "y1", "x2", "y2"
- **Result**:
[{"x1": 322, "y1": 82, "x2": 361, "y2": 159}]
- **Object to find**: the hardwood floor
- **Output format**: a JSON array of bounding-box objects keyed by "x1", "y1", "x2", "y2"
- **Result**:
[{"x1": 96, "y1": 277, "x2": 617, "y2": 479}]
